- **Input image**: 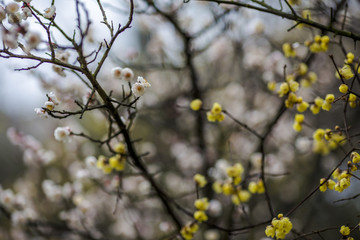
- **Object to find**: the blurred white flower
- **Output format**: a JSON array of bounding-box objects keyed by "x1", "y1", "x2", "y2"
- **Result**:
[
  {"x1": 44, "y1": 5, "x2": 56, "y2": 19},
  {"x1": 55, "y1": 51, "x2": 70, "y2": 63},
  {"x1": 112, "y1": 67, "x2": 122, "y2": 79},
  {"x1": 2, "y1": 32, "x2": 18, "y2": 49},
  {"x1": 52, "y1": 65, "x2": 66, "y2": 77},
  {"x1": 121, "y1": 67, "x2": 134, "y2": 81},
  {"x1": 208, "y1": 199, "x2": 222, "y2": 217},
  {"x1": 54, "y1": 126, "x2": 71, "y2": 142},
  {"x1": 48, "y1": 92, "x2": 60, "y2": 105},
  {"x1": 137, "y1": 76, "x2": 151, "y2": 88},
  {"x1": 21, "y1": 6, "x2": 32, "y2": 20},
  {"x1": 0, "y1": 189, "x2": 15, "y2": 208},
  {"x1": 34, "y1": 108, "x2": 48, "y2": 118},
  {"x1": 44, "y1": 101, "x2": 54, "y2": 111},
  {"x1": 131, "y1": 82, "x2": 145, "y2": 97},
  {"x1": 6, "y1": 3, "x2": 19, "y2": 14}
]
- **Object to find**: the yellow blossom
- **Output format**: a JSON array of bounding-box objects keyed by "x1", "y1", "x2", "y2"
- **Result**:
[
  {"x1": 265, "y1": 214, "x2": 293, "y2": 239},
  {"x1": 278, "y1": 82, "x2": 290, "y2": 97},
  {"x1": 222, "y1": 182, "x2": 234, "y2": 195},
  {"x1": 109, "y1": 155, "x2": 126, "y2": 171},
  {"x1": 297, "y1": 101, "x2": 309, "y2": 112},
  {"x1": 96, "y1": 155, "x2": 112, "y2": 174},
  {"x1": 190, "y1": 99, "x2": 202, "y2": 111},
  {"x1": 339, "y1": 84, "x2": 348, "y2": 94},
  {"x1": 282, "y1": 43, "x2": 296, "y2": 58},
  {"x1": 298, "y1": 63, "x2": 308, "y2": 75},
  {"x1": 194, "y1": 174, "x2": 207, "y2": 188},
  {"x1": 194, "y1": 198, "x2": 209, "y2": 211},
  {"x1": 346, "y1": 52, "x2": 355, "y2": 64},
  {"x1": 348, "y1": 93, "x2": 356, "y2": 102},
  {"x1": 207, "y1": 102, "x2": 225, "y2": 122},
  {"x1": 212, "y1": 181, "x2": 222, "y2": 193},
  {"x1": 114, "y1": 142, "x2": 126, "y2": 154},
  {"x1": 267, "y1": 81, "x2": 276, "y2": 91},
  {"x1": 351, "y1": 152, "x2": 360, "y2": 164},
  {"x1": 340, "y1": 226, "x2": 350, "y2": 236},
  {"x1": 194, "y1": 210, "x2": 208, "y2": 222},
  {"x1": 337, "y1": 65, "x2": 354, "y2": 80}
]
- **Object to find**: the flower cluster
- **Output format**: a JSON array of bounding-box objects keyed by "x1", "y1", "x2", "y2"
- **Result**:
[
  {"x1": 34, "y1": 92, "x2": 60, "y2": 118},
  {"x1": 248, "y1": 179, "x2": 265, "y2": 194},
  {"x1": 112, "y1": 67, "x2": 134, "y2": 81},
  {"x1": 7, "y1": 127, "x2": 55, "y2": 166},
  {"x1": 180, "y1": 222, "x2": 199, "y2": 240},
  {"x1": 282, "y1": 43, "x2": 296, "y2": 58},
  {"x1": 0, "y1": 187, "x2": 37, "y2": 226},
  {"x1": 193, "y1": 197, "x2": 209, "y2": 222},
  {"x1": 193, "y1": 173, "x2": 207, "y2": 188},
  {"x1": 212, "y1": 163, "x2": 252, "y2": 205},
  {"x1": 96, "y1": 143, "x2": 127, "y2": 174},
  {"x1": 265, "y1": 213, "x2": 293, "y2": 239},
  {"x1": 131, "y1": 76, "x2": 151, "y2": 97},
  {"x1": 305, "y1": 35, "x2": 329, "y2": 52},
  {"x1": 206, "y1": 102, "x2": 225, "y2": 122},
  {"x1": 293, "y1": 113, "x2": 305, "y2": 132},
  {"x1": 336, "y1": 64, "x2": 354, "y2": 80},
  {"x1": 319, "y1": 168, "x2": 351, "y2": 193},
  {"x1": 312, "y1": 128, "x2": 346, "y2": 155}
]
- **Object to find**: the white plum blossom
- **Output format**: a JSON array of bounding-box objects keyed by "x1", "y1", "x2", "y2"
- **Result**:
[
  {"x1": 21, "y1": 6, "x2": 32, "y2": 20},
  {"x1": 42, "y1": 180, "x2": 62, "y2": 201},
  {"x1": 112, "y1": 67, "x2": 122, "y2": 79},
  {"x1": 55, "y1": 50, "x2": 70, "y2": 63},
  {"x1": 25, "y1": 32, "x2": 41, "y2": 51},
  {"x1": 6, "y1": 3, "x2": 19, "y2": 14},
  {"x1": 54, "y1": 126, "x2": 71, "y2": 142},
  {"x1": 7, "y1": 12, "x2": 22, "y2": 24},
  {"x1": 48, "y1": 91, "x2": 60, "y2": 105},
  {"x1": 2, "y1": 32, "x2": 18, "y2": 49},
  {"x1": 11, "y1": 209, "x2": 36, "y2": 226},
  {"x1": 44, "y1": 5, "x2": 56, "y2": 19},
  {"x1": 121, "y1": 67, "x2": 134, "y2": 81},
  {"x1": 44, "y1": 101, "x2": 55, "y2": 110},
  {"x1": 34, "y1": 108, "x2": 48, "y2": 118},
  {"x1": 0, "y1": 189, "x2": 15, "y2": 208},
  {"x1": 137, "y1": 76, "x2": 151, "y2": 88},
  {"x1": 131, "y1": 82, "x2": 145, "y2": 97},
  {"x1": 52, "y1": 64, "x2": 66, "y2": 77},
  {"x1": 131, "y1": 76, "x2": 151, "y2": 97}
]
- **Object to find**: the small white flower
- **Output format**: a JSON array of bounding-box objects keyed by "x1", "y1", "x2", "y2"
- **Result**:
[
  {"x1": 44, "y1": 101, "x2": 54, "y2": 111},
  {"x1": 54, "y1": 127, "x2": 71, "y2": 142},
  {"x1": 21, "y1": 6, "x2": 32, "y2": 20},
  {"x1": 121, "y1": 67, "x2": 134, "y2": 81},
  {"x1": 6, "y1": 3, "x2": 19, "y2": 14},
  {"x1": 112, "y1": 67, "x2": 122, "y2": 79},
  {"x1": 48, "y1": 92, "x2": 60, "y2": 105},
  {"x1": 131, "y1": 82, "x2": 145, "y2": 97},
  {"x1": 25, "y1": 32, "x2": 41, "y2": 50},
  {"x1": 52, "y1": 65, "x2": 66, "y2": 77},
  {"x1": 56, "y1": 50, "x2": 70, "y2": 63},
  {"x1": 137, "y1": 76, "x2": 151, "y2": 88},
  {"x1": 34, "y1": 108, "x2": 48, "y2": 118},
  {"x1": 2, "y1": 32, "x2": 18, "y2": 49},
  {"x1": 44, "y1": 5, "x2": 56, "y2": 19},
  {"x1": 7, "y1": 12, "x2": 22, "y2": 24}
]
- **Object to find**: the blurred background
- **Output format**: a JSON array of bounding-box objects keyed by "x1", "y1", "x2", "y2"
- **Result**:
[{"x1": 1, "y1": 0, "x2": 360, "y2": 239}]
